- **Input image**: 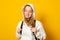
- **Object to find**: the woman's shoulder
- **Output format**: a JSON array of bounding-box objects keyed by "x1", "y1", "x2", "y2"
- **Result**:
[{"x1": 36, "y1": 20, "x2": 43, "y2": 28}]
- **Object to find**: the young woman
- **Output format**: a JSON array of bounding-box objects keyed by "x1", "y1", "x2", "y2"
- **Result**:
[{"x1": 16, "y1": 4, "x2": 46, "y2": 40}]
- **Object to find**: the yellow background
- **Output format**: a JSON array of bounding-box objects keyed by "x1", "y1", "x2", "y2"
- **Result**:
[{"x1": 0, "y1": 0, "x2": 60, "y2": 40}]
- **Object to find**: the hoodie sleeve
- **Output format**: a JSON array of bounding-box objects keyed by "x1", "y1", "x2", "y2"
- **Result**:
[
  {"x1": 16, "y1": 21, "x2": 22, "y2": 38},
  {"x1": 36, "y1": 20, "x2": 46, "y2": 40}
]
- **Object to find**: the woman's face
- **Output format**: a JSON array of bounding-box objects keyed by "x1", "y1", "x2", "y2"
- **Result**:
[{"x1": 23, "y1": 6, "x2": 33, "y2": 19}]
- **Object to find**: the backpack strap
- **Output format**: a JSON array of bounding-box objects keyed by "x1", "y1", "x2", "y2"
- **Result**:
[
  {"x1": 20, "y1": 21, "x2": 23, "y2": 34},
  {"x1": 33, "y1": 20, "x2": 37, "y2": 40},
  {"x1": 33, "y1": 20, "x2": 40, "y2": 40}
]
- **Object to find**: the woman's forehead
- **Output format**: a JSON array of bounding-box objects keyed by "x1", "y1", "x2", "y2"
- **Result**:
[{"x1": 25, "y1": 6, "x2": 32, "y2": 10}]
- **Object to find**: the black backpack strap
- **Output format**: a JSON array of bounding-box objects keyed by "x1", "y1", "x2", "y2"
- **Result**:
[
  {"x1": 33, "y1": 20, "x2": 40, "y2": 40},
  {"x1": 33, "y1": 20, "x2": 37, "y2": 40},
  {"x1": 20, "y1": 21, "x2": 23, "y2": 34}
]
